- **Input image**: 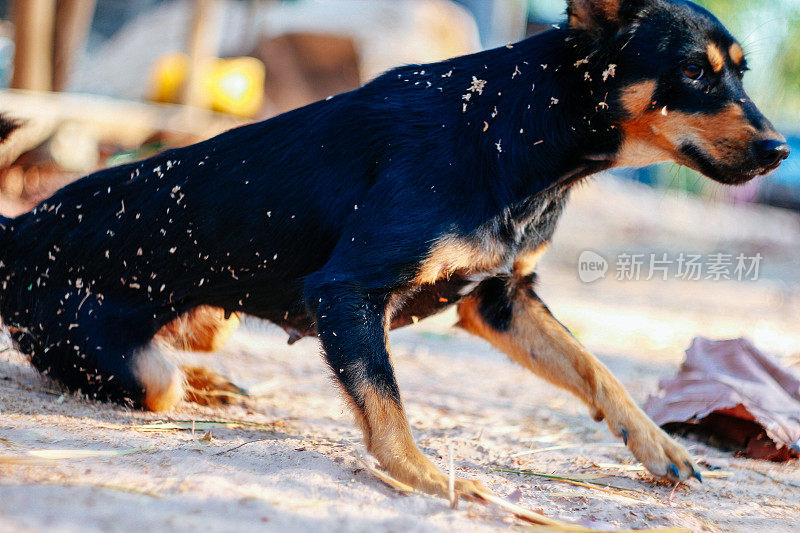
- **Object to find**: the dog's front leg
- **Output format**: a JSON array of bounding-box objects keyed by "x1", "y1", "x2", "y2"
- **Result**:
[
  {"x1": 305, "y1": 281, "x2": 490, "y2": 500},
  {"x1": 457, "y1": 276, "x2": 701, "y2": 483}
]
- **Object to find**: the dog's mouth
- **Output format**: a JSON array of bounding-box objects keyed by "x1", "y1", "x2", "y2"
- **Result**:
[{"x1": 678, "y1": 143, "x2": 786, "y2": 186}]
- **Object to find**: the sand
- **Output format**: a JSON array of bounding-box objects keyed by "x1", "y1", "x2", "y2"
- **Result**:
[{"x1": 1, "y1": 178, "x2": 799, "y2": 532}]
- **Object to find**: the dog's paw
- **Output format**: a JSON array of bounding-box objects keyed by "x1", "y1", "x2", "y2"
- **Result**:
[
  {"x1": 454, "y1": 477, "x2": 493, "y2": 503},
  {"x1": 616, "y1": 420, "x2": 702, "y2": 483},
  {"x1": 381, "y1": 452, "x2": 493, "y2": 503},
  {"x1": 182, "y1": 366, "x2": 248, "y2": 407}
]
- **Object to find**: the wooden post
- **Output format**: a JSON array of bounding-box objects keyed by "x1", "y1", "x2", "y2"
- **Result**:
[
  {"x1": 53, "y1": 0, "x2": 98, "y2": 91},
  {"x1": 181, "y1": 0, "x2": 220, "y2": 109},
  {"x1": 11, "y1": 0, "x2": 57, "y2": 91}
]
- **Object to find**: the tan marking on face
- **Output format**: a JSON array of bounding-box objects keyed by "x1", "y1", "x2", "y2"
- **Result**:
[
  {"x1": 618, "y1": 100, "x2": 757, "y2": 171},
  {"x1": 696, "y1": 104, "x2": 758, "y2": 148},
  {"x1": 730, "y1": 43, "x2": 745, "y2": 65},
  {"x1": 616, "y1": 80, "x2": 673, "y2": 166},
  {"x1": 513, "y1": 244, "x2": 549, "y2": 277},
  {"x1": 690, "y1": 105, "x2": 758, "y2": 161},
  {"x1": 707, "y1": 43, "x2": 725, "y2": 72},
  {"x1": 415, "y1": 236, "x2": 503, "y2": 285},
  {"x1": 620, "y1": 80, "x2": 657, "y2": 116}
]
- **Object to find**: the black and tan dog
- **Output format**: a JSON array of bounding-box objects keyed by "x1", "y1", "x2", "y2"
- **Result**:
[{"x1": 0, "y1": 0, "x2": 789, "y2": 500}]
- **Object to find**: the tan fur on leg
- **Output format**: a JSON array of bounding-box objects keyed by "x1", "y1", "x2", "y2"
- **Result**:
[
  {"x1": 157, "y1": 306, "x2": 240, "y2": 352},
  {"x1": 347, "y1": 385, "x2": 490, "y2": 500},
  {"x1": 183, "y1": 365, "x2": 248, "y2": 406},
  {"x1": 457, "y1": 287, "x2": 699, "y2": 482},
  {"x1": 131, "y1": 345, "x2": 184, "y2": 412}
]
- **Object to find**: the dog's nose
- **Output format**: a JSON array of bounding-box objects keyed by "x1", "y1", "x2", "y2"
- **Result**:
[{"x1": 755, "y1": 139, "x2": 791, "y2": 167}]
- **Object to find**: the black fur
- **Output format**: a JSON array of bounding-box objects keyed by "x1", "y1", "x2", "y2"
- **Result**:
[
  {"x1": 0, "y1": 0, "x2": 786, "y2": 410},
  {"x1": 475, "y1": 277, "x2": 515, "y2": 332}
]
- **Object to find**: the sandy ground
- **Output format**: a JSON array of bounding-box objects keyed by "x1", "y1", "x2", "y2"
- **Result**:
[{"x1": 1, "y1": 178, "x2": 799, "y2": 532}]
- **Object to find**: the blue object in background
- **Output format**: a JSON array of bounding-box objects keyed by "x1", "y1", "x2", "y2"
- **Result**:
[
  {"x1": 526, "y1": 0, "x2": 566, "y2": 22},
  {"x1": 451, "y1": 0, "x2": 496, "y2": 46},
  {"x1": 607, "y1": 166, "x2": 661, "y2": 187},
  {"x1": 0, "y1": 37, "x2": 13, "y2": 88}
]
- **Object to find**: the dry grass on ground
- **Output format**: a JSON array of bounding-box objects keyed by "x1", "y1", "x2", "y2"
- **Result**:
[{"x1": 1, "y1": 178, "x2": 799, "y2": 532}]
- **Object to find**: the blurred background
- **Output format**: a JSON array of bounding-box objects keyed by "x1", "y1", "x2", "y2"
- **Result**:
[
  {"x1": 0, "y1": 6, "x2": 797, "y2": 530},
  {"x1": 0, "y1": 0, "x2": 797, "y2": 358}
]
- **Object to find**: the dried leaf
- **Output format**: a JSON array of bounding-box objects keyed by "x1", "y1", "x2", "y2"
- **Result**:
[
  {"x1": 27, "y1": 447, "x2": 151, "y2": 459},
  {"x1": 645, "y1": 338, "x2": 800, "y2": 460}
]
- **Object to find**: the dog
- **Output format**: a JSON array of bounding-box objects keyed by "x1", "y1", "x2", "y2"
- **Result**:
[{"x1": 0, "y1": 0, "x2": 789, "y2": 500}]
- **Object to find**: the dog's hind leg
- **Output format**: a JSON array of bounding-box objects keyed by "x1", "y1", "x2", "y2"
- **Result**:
[
  {"x1": 24, "y1": 331, "x2": 185, "y2": 411},
  {"x1": 129, "y1": 343, "x2": 185, "y2": 411},
  {"x1": 182, "y1": 365, "x2": 247, "y2": 406},
  {"x1": 457, "y1": 275, "x2": 702, "y2": 483},
  {"x1": 157, "y1": 306, "x2": 240, "y2": 353},
  {"x1": 154, "y1": 307, "x2": 247, "y2": 406},
  {"x1": 15, "y1": 293, "x2": 173, "y2": 408},
  {"x1": 128, "y1": 343, "x2": 248, "y2": 410},
  {"x1": 16, "y1": 294, "x2": 240, "y2": 411},
  {"x1": 27, "y1": 330, "x2": 242, "y2": 411},
  {"x1": 123, "y1": 344, "x2": 247, "y2": 410}
]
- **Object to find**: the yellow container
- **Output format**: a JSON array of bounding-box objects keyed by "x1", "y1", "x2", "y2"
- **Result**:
[{"x1": 149, "y1": 53, "x2": 266, "y2": 118}]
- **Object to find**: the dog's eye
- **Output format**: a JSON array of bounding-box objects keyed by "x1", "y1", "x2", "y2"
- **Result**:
[{"x1": 682, "y1": 64, "x2": 705, "y2": 81}]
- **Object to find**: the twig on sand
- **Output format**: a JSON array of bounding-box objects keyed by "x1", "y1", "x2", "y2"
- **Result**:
[
  {"x1": 448, "y1": 443, "x2": 457, "y2": 509},
  {"x1": 512, "y1": 443, "x2": 624, "y2": 457},
  {"x1": 355, "y1": 451, "x2": 594, "y2": 530},
  {"x1": 1, "y1": 445, "x2": 151, "y2": 462},
  {"x1": 667, "y1": 483, "x2": 682, "y2": 505},
  {"x1": 492, "y1": 468, "x2": 648, "y2": 502},
  {"x1": 214, "y1": 438, "x2": 273, "y2": 456},
  {"x1": 0, "y1": 445, "x2": 151, "y2": 465},
  {"x1": 128, "y1": 419, "x2": 280, "y2": 432}
]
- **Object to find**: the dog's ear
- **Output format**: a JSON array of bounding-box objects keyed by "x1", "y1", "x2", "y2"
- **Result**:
[{"x1": 567, "y1": 0, "x2": 640, "y2": 32}]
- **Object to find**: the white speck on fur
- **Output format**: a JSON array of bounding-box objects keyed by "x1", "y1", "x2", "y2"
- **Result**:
[
  {"x1": 467, "y1": 77, "x2": 486, "y2": 95},
  {"x1": 602, "y1": 64, "x2": 617, "y2": 81}
]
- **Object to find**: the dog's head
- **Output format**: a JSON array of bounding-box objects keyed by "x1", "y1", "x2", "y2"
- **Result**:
[{"x1": 568, "y1": 0, "x2": 789, "y2": 184}]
